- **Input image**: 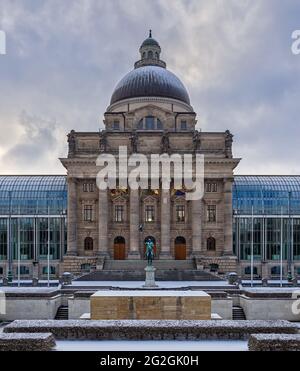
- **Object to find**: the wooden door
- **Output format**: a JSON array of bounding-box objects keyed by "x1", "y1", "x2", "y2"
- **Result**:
[
  {"x1": 114, "y1": 242, "x2": 125, "y2": 260},
  {"x1": 175, "y1": 243, "x2": 186, "y2": 260}
]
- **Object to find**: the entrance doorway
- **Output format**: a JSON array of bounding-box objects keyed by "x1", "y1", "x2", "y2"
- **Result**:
[
  {"x1": 175, "y1": 237, "x2": 187, "y2": 260},
  {"x1": 114, "y1": 236, "x2": 126, "y2": 260}
]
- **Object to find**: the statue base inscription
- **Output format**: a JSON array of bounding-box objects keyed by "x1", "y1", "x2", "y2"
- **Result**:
[{"x1": 90, "y1": 291, "x2": 212, "y2": 320}]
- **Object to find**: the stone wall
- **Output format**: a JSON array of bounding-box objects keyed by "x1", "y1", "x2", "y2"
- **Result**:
[
  {"x1": 4, "y1": 319, "x2": 298, "y2": 340},
  {"x1": 63, "y1": 256, "x2": 98, "y2": 275},
  {"x1": 0, "y1": 292, "x2": 62, "y2": 321},
  {"x1": 240, "y1": 295, "x2": 300, "y2": 322},
  {"x1": 248, "y1": 334, "x2": 300, "y2": 351}
]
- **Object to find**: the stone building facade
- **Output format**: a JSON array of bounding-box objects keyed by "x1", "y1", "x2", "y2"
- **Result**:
[{"x1": 60, "y1": 33, "x2": 240, "y2": 275}]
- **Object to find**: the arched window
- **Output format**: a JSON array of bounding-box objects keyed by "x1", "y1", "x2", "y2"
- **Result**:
[
  {"x1": 84, "y1": 237, "x2": 94, "y2": 251},
  {"x1": 155, "y1": 52, "x2": 159, "y2": 60},
  {"x1": 148, "y1": 51, "x2": 153, "y2": 59},
  {"x1": 137, "y1": 117, "x2": 163, "y2": 131},
  {"x1": 271, "y1": 266, "x2": 283, "y2": 276},
  {"x1": 244, "y1": 266, "x2": 258, "y2": 275},
  {"x1": 207, "y1": 237, "x2": 216, "y2": 251}
]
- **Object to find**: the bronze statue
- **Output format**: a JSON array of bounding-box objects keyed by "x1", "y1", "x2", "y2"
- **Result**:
[{"x1": 145, "y1": 239, "x2": 155, "y2": 266}]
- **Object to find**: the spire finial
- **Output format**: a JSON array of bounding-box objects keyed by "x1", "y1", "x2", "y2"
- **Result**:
[{"x1": 149, "y1": 29, "x2": 152, "y2": 38}]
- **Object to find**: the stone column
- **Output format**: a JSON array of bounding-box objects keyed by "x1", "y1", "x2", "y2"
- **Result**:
[
  {"x1": 224, "y1": 178, "x2": 234, "y2": 255},
  {"x1": 128, "y1": 189, "x2": 141, "y2": 259},
  {"x1": 98, "y1": 189, "x2": 109, "y2": 256},
  {"x1": 66, "y1": 178, "x2": 77, "y2": 256},
  {"x1": 160, "y1": 189, "x2": 171, "y2": 259},
  {"x1": 192, "y1": 199, "x2": 202, "y2": 255}
]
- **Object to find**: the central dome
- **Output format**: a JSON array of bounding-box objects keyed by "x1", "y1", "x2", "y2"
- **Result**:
[{"x1": 110, "y1": 65, "x2": 190, "y2": 105}]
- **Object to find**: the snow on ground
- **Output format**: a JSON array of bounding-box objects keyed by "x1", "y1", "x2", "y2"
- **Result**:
[{"x1": 55, "y1": 340, "x2": 248, "y2": 352}]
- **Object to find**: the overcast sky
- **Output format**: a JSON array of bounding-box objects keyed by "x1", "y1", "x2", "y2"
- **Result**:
[{"x1": 0, "y1": 0, "x2": 299, "y2": 175}]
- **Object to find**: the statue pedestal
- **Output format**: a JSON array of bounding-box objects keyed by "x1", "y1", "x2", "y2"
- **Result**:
[{"x1": 143, "y1": 266, "x2": 158, "y2": 288}]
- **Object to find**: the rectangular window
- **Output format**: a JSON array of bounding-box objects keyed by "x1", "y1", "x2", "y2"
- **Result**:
[
  {"x1": 84, "y1": 205, "x2": 93, "y2": 222},
  {"x1": 206, "y1": 183, "x2": 218, "y2": 193},
  {"x1": 145, "y1": 205, "x2": 155, "y2": 223},
  {"x1": 113, "y1": 120, "x2": 120, "y2": 131},
  {"x1": 83, "y1": 183, "x2": 94, "y2": 192},
  {"x1": 207, "y1": 205, "x2": 217, "y2": 223},
  {"x1": 115, "y1": 205, "x2": 124, "y2": 223},
  {"x1": 180, "y1": 121, "x2": 187, "y2": 131},
  {"x1": 176, "y1": 205, "x2": 185, "y2": 223}
]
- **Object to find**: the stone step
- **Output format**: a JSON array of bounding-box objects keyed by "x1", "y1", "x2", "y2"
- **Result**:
[
  {"x1": 55, "y1": 306, "x2": 69, "y2": 320},
  {"x1": 104, "y1": 259, "x2": 196, "y2": 271},
  {"x1": 76, "y1": 269, "x2": 224, "y2": 282},
  {"x1": 232, "y1": 306, "x2": 246, "y2": 320}
]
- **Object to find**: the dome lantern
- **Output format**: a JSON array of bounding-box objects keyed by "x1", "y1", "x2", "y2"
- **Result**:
[{"x1": 134, "y1": 30, "x2": 166, "y2": 69}]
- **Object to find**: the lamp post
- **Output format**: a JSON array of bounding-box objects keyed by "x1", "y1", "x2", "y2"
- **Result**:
[
  {"x1": 7, "y1": 191, "x2": 13, "y2": 284},
  {"x1": 47, "y1": 206, "x2": 50, "y2": 288},
  {"x1": 251, "y1": 205, "x2": 254, "y2": 288},
  {"x1": 280, "y1": 207, "x2": 283, "y2": 288}
]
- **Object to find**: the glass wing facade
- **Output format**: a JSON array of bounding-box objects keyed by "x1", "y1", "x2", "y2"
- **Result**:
[
  {"x1": 0, "y1": 176, "x2": 67, "y2": 277},
  {"x1": 233, "y1": 175, "x2": 300, "y2": 215},
  {"x1": 0, "y1": 175, "x2": 67, "y2": 215},
  {"x1": 233, "y1": 176, "x2": 300, "y2": 267}
]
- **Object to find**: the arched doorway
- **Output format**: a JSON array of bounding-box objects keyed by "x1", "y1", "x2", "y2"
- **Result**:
[
  {"x1": 114, "y1": 237, "x2": 126, "y2": 260},
  {"x1": 144, "y1": 236, "x2": 157, "y2": 256},
  {"x1": 207, "y1": 237, "x2": 216, "y2": 251},
  {"x1": 175, "y1": 237, "x2": 187, "y2": 260}
]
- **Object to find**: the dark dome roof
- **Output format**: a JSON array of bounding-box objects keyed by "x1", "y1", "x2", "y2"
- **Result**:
[
  {"x1": 141, "y1": 37, "x2": 160, "y2": 48},
  {"x1": 110, "y1": 66, "x2": 190, "y2": 105}
]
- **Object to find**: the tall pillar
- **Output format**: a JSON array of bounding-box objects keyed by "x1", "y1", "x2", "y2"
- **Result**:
[
  {"x1": 98, "y1": 189, "x2": 109, "y2": 256},
  {"x1": 224, "y1": 178, "x2": 234, "y2": 255},
  {"x1": 128, "y1": 189, "x2": 141, "y2": 259},
  {"x1": 160, "y1": 189, "x2": 171, "y2": 259},
  {"x1": 66, "y1": 178, "x2": 77, "y2": 256},
  {"x1": 192, "y1": 199, "x2": 202, "y2": 255}
]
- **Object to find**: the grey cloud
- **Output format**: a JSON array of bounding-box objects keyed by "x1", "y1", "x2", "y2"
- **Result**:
[{"x1": 0, "y1": 0, "x2": 299, "y2": 174}]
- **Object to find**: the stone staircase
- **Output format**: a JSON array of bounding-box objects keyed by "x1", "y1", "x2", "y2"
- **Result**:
[
  {"x1": 55, "y1": 306, "x2": 69, "y2": 320},
  {"x1": 232, "y1": 306, "x2": 246, "y2": 320},
  {"x1": 76, "y1": 259, "x2": 224, "y2": 282},
  {"x1": 104, "y1": 259, "x2": 195, "y2": 271}
]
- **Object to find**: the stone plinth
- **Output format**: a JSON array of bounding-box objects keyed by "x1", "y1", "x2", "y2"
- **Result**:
[
  {"x1": 143, "y1": 266, "x2": 158, "y2": 288},
  {"x1": 90, "y1": 290, "x2": 212, "y2": 320}
]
